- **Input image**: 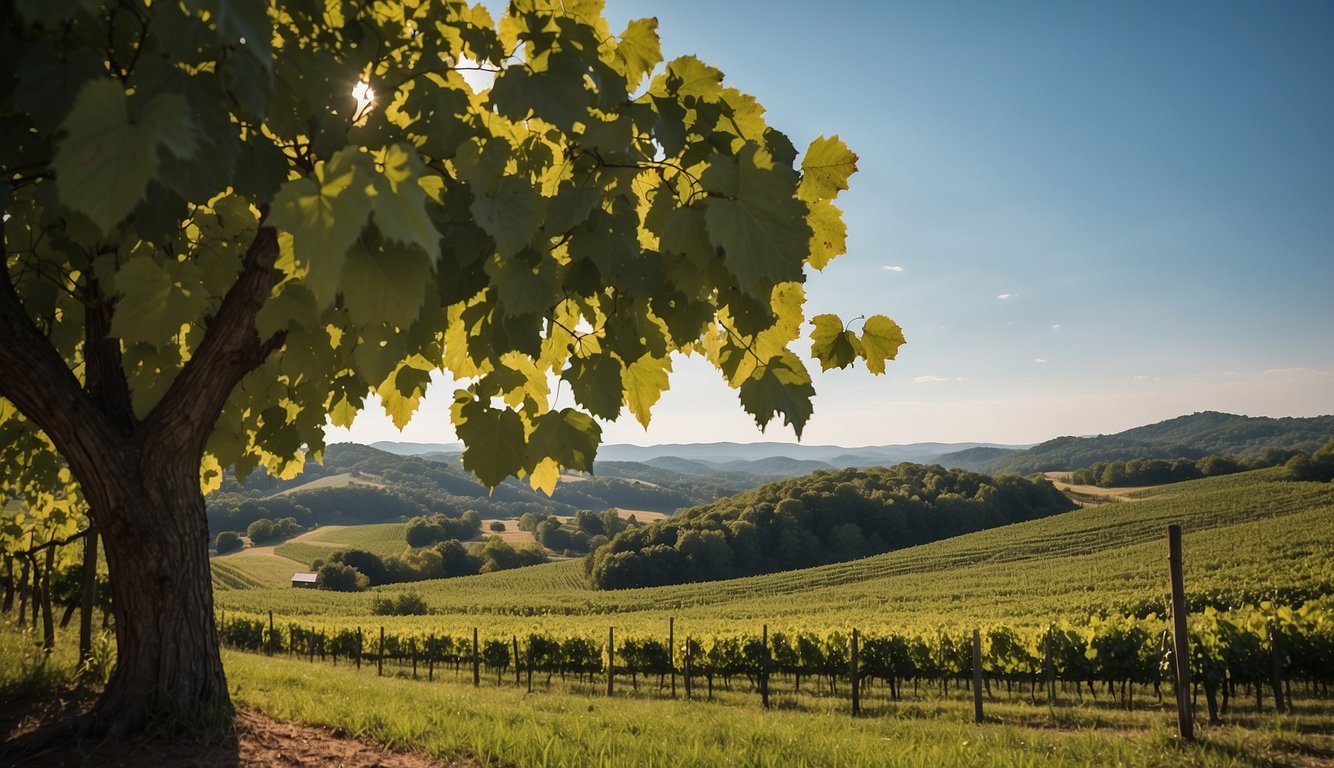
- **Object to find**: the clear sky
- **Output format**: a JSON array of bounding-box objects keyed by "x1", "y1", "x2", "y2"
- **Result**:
[{"x1": 329, "y1": 0, "x2": 1334, "y2": 448}]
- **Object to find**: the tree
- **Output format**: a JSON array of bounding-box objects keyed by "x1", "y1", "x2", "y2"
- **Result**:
[
  {"x1": 315, "y1": 562, "x2": 366, "y2": 592},
  {"x1": 0, "y1": 0, "x2": 900, "y2": 738},
  {"x1": 213, "y1": 531, "x2": 242, "y2": 555},
  {"x1": 245, "y1": 518, "x2": 275, "y2": 544}
]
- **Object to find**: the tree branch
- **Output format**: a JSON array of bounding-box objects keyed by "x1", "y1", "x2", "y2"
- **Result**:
[
  {"x1": 140, "y1": 226, "x2": 285, "y2": 461},
  {"x1": 0, "y1": 223, "x2": 125, "y2": 501}
]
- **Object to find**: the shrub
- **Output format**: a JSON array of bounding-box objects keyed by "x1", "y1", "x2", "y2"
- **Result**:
[
  {"x1": 214, "y1": 531, "x2": 243, "y2": 554},
  {"x1": 316, "y1": 563, "x2": 367, "y2": 592},
  {"x1": 370, "y1": 592, "x2": 429, "y2": 615}
]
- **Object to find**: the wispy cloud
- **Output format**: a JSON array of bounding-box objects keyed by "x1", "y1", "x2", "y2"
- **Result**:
[
  {"x1": 997, "y1": 293, "x2": 1017, "y2": 300},
  {"x1": 1034, "y1": 358, "x2": 1048, "y2": 364},
  {"x1": 913, "y1": 375, "x2": 949, "y2": 383},
  {"x1": 1051, "y1": 323, "x2": 1062, "y2": 331},
  {"x1": 1132, "y1": 375, "x2": 1161, "y2": 382},
  {"x1": 884, "y1": 265, "x2": 904, "y2": 272}
]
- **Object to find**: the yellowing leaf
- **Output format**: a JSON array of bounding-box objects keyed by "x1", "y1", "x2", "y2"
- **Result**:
[
  {"x1": 623, "y1": 354, "x2": 672, "y2": 428},
  {"x1": 809, "y1": 313, "x2": 862, "y2": 371},
  {"x1": 528, "y1": 457, "x2": 561, "y2": 496},
  {"x1": 859, "y1": 314, "x2": 905, "y2": 374},
  {"x1": 799, "y1": 135, "x2": 857, "y2": 203},
  {"x1": 737, "y1": 350, "x2": 814, "y2": 439}
]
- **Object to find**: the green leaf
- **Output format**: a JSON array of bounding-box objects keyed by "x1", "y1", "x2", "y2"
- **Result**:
[
  {"x1": 469, "y1": 176, "x2": 543, "y2": 258},
  {"x1": 809, "y1": 313, "x2": 862, "y2": 372},
  {"x1": 701, "y1": 144, "x2": 809, "y2": 294},
  {"x1": 110, "y1": 256, "x2": 209, "y2": 346},
  {"x1": 485, "y1": 253, "x2": 559, "y2": 317},
  {"x1": 53, "y1": 80, "x2": 197, "y2": 233},
  {"x1": 623, "y1": 354, "x2": 672, "y2": 428},
  {"x1": 544, "y1": 184, "x2": 603, "y2": 235},
  {"x1": 563, "y1": 352, "x2": 624, "y2": 420},
  {"x1": 371, "y1": 143, "x2": 440, "y2": 257},
  {"x1": 614, "y1": 18, "x2": 661, "y2": 89},
  {"x1": 799, "y1": 135, "x2": 858, "y2": 203},
  {"x1": 341, "y1": 239, "x2": 432, "y2": 328},
  {"x1": 737, "y1": 350, "x2": 814, "y2": 439},
  {"x1": 267, "y1": 148, "x2": 374, "y2": 306},
  {"x1": 859, "y1": 314, "x2": 906, "y2": 375},
  {"x1": 664, "y1": 55, "x2": 723, "y2": 100},
  {"x1": 488, "y1": 50, "x2": 592, "y2": 131},
  {"x1": 528, "y1": 408, "x2": 601, "y2": 473},
  {"x1": 456, "y1": 399, "x2": 527, "y2": 488}
]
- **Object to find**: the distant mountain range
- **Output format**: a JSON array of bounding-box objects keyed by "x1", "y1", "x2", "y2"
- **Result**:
[
  {"x1": 937, "y1": 411, "x2": 1334, "y2": 473},
  {"x1": 370, "y1": 439, "x2": 1024, "y2": 476},
  {"x1": 365, "y1": 411, "x2": 1334, "y2": 478}
]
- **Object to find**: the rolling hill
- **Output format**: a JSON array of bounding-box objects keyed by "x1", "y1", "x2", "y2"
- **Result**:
[{"x1": 939, "y1": 411, "x2": 1334, "y2": 473}]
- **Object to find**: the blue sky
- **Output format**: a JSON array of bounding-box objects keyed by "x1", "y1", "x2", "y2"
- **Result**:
[{"x1": 331, "y1": 0, "x2": 1334, "y2": 447}]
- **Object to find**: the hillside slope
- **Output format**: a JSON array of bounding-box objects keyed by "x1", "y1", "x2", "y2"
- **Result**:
[
  {"x1": 941, "y1": 411, "x2": 1334, "y2": 472},
  {"x1": 215, "y1": 468, "x2": 1334, "y2": 635}
]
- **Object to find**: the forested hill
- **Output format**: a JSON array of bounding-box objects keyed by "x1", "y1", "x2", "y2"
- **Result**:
[
  {"x1": 584, "y1": 464, "x2": 1075, "y2": 589},
  {"x1": 206, "y1": 444, "x2": 747, "y2": 534},
  {"x1": 939, "y1": 412, "x2": 1334, "y2": 474}
]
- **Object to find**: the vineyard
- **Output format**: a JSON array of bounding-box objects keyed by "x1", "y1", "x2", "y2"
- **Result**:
[
  {"x1": 212, "y1": 471, "x2": 1334, "y2": 637},
  {"x1": 218, "y1": 599, "x2": 1333, "y2": 723}
]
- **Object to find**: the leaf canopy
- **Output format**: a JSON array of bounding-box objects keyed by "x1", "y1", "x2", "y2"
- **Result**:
[{"x1": 1, "y1": 0, "x2": 901, "y2": 508}]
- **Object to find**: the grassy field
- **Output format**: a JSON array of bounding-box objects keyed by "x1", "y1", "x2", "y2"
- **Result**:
[
  {"x1": 271, "y1": 471, "x2": 385, "y2": 496},
  {"x1": 214, "y1": 470, "x2": 1334, "y2": 638}
]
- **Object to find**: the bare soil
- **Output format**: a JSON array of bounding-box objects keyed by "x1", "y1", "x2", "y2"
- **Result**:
[{"x1": 1, "y1": 696, "x2": 477, "y2": 768}]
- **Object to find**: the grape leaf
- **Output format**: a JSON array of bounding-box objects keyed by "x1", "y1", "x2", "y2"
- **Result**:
[
  {"x1": 267, "y1": 148, "x2": 374, "y2": 306},
  {"x1": 528, "y1": 408, "x2": 601, "y2": 473},
  {"x1": 799, "y1": 135, "x2": 857, "y2": 203},
  {"x1": 53, "y1": 80, "x2": 197, "y2": 233},
  {"x1": 809, "y1": 313, "x2": 862, "y2": 371},
  {"x1": 371, "y1": 143, "x2": 440, "y2": 257},
  {"x1": 470, "y1": 176, "x2": 543, "y2": 257},
  {"x1": 341, "y1": 238, "x2": 432, "y2": 328},
  {"x1": 806, "y1": 199, "x2": 847, "y2": 270},
  {"x1": 623, "y1": 354, "x2": 672, "y2": 428},
  {"x1": 859, "y1": 314, "x2": 906, "y2": 375},
  {"x1": 702, "y1": 145, "x2": 809, "y2": 295},
  {"x1": 456, "y1": 400, "x2": 527, "y2": 489},
  {"x1": 614, "y1": 18, "x2": 661, "y2": 89},
  {"x1": 738, "y1": 350, "x2": 814, "y2": 439},
  {"x1": 563, "y1": 352, "x2": 624, "y2": 420},
  {"x1": 110, "y1": 256, "x2": 209, "y2": 346}
]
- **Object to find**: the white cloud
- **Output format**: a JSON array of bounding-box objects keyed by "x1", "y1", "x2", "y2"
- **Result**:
[
  {"x1": 1132, "y1": 375, "x2": 1162, "y2": 382},
  {"x1": 1050, "y1": 323, "x2": 1062, "y2": 331},
  {"x1": 1034, "y1": 358, "x2": 1048, "y2": 364},
  {"x1": 884, "y1": 265, "x2": 905, "y2": 272},
  {"x1": 913, "y1": 375, "x2": 949, "y2": 383},
  {"x1": 997, "y1": 293, "x2": 1017, "y2": 300}
]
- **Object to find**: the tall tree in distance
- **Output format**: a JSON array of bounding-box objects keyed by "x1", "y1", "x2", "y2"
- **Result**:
[{"x1": 0, "y1": 0, "x2": 902, "y2": 737}]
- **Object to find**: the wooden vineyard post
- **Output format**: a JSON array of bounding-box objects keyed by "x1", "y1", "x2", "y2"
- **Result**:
[
  {"x1": 267, "y1": 610, "x2": 274, "y2": 656},
  {"x1": 309, "y1": 626, "x2": 316, "y2": 663},
  {"x1": 607, "y1": 626, "x2": 615, "y2": 697},
  {"x1": 1168, "y1": 524, "x2": 1195, "y2": 741},
  {"x1": 851, "y1": 628, "x2": 861, "y2": 717},
  {"x1": 1269, "y1": 619, "x2": 1286, "y2": 713},
  {"x1": 1044, "y1": 627, "x2": 1056, "y2": 703},
  {"x1": 356, "y1": 628, "x2": 362, "y2": 670},
  {"x1": 411, "y1": 638, "x2": 418, "y2": 680},
  {"x1": 378, "y1": 626, "x2": 384, "y2": 677},
  {"x1": 513, "y1": 635, "x2": 521, "y2": 687},
  {"x1": 761, "y1": 624, "x2": 770, "y2": 710},
  {"x1": 472, "y1": 628, "x2": 480, "y2": 687},
  {"x1": 669, "y1": 617, "x2": 676, "y2": 699},
  {"x1": 428, "y1": 636, "x2": 435, "y2": 682},
  {"x1": 684, "y1": 635, "x2": 693, "y2": 699},
  {"x1": 972, "y1": 628, "x2": 984, "y2": 724}
]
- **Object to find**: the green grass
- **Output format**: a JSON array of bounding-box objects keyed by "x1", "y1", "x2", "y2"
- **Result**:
[
  {"x1": 223, "y1": 649, "x2": 1331, "y2": 767},
  {"x1": 212, "y1": 547, "x2": 310, "y2": 589},
  {"x1": 215, "y1": 470, "x2": 1334, "y2": 638},
  {"x1": 272, "y1": 523, "x2": 408, "y2": 566}
]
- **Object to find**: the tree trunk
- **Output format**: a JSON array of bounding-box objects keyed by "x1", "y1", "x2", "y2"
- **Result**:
[
  {"x1": 40, "y1": 544, "x2": 55, "y2": 650},
  {"x1": 88, "y1": 457, "x2": 231, "y2": 738}
]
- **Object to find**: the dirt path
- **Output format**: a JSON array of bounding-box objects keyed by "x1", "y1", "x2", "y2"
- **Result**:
[{"x1": 2, "y1": 706, "x2": 475, "y2": 768}]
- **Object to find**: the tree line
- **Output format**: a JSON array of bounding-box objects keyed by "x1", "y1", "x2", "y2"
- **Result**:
[
  {"x1": 1068, "y1": 437, "x2": 1334, "y2": 488},
  {"x1": 313, "y1": 538, "x2": 549, "y2": 592},
  {"x1": 585, "y1": 464, "x2": 1075, "y2": 590}
]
